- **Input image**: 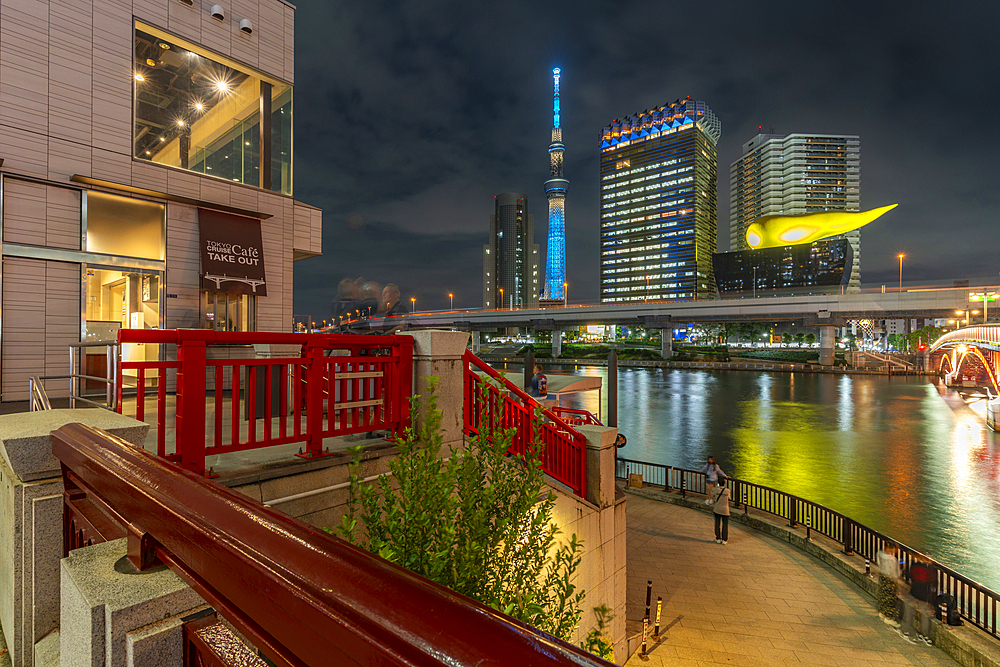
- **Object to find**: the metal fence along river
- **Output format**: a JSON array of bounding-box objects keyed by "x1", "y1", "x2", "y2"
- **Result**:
[{"x1": 615, "y1": 457, "x2": 999, "y2": 640}]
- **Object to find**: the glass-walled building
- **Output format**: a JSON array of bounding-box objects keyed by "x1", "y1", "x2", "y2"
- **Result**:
[
  {"x1": 599, "y1": 99, "x2": 721, "y2": 302},
  {"x1": 0, "y1": 0, "x2": 322, "y2": 402},
  {"x1": 713, "y1": 238, "x2": 854, "y2": 298}
]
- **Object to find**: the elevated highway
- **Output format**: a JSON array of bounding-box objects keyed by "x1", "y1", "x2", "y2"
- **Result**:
[{"x1": 351, "y1": 288, "x2": 973, "y2": 366}]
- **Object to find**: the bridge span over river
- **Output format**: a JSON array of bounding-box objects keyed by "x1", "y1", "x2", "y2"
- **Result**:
[{"x1": 351, "y1": 289, "x2": 972, "y2": 365}]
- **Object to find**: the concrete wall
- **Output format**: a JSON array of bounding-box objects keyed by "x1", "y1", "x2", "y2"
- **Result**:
[{"x1": 0, "y1": 410, "x2": 148, "y2": 667}]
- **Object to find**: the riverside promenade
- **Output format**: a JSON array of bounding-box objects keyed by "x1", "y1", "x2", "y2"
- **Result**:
[{"x1": 623, "y1": 490, "x2": 959, "y2": 667}]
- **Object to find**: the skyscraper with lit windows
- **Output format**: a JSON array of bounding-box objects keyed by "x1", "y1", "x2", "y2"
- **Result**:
[
  {"x1": 599, "y1": 99, "x2": 721, "y2": 302},
  {"x1": 483, "y1": 193, "x2": 539, "y2": 309},
  {"x1": 543, "y1": 68, "x2": 568, "y2": 302},
  {"x1": 730, "y1": 133, "x2": 861, "y2": 290}
]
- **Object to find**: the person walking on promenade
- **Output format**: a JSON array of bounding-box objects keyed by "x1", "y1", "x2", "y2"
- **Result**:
[
  {"x1": 876, "y1": 543, "x2": 901, "y2": 627},
  {"x1": 707, "y1": 476, "x2": 731, "y2": 544},
  {"x1": 702, "y1": 456, "x2": 726, "y2": 496}
]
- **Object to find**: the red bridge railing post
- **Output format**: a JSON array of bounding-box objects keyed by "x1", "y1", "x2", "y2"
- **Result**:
[
  {"x1": 303, "y1": 341, "x2": 326, "y2": 458},
  {"x1": 176, "y1": 335, "x2": 207, "y2": 475}
]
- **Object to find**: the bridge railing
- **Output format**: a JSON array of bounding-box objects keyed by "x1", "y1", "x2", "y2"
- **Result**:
[
  {"x1": 463, "y1": 351, "x2": 588, "y2": 498},
  {"x1": 616, "y1": 457, "x2": 998, "y2": 639},
  {"x1": 116, "y1": 329, "x2": 413, "y2": 475},
  {"x1": 551, "y1": 407, "x2": 603, "y2": 426},
  {"x1": 54, "y1": 423, "x2": 614, "y2": 667}
]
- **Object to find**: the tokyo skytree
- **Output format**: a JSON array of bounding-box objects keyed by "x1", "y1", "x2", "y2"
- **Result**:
[{"x1": 544, "y1": 67, "x2": 568, "y2": 302}]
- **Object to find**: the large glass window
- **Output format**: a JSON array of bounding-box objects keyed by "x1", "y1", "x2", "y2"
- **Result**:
[
  {"x1": 86, "y1": 191, "x2": 165, "y2": 260},
  {"x1": 133, "y1": 23, "x2": 293, "y2": 195}
]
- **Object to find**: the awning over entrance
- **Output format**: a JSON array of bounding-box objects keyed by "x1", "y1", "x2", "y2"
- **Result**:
[{"x1": 199, "y1": 208, "x2": 267, "y2": 296}]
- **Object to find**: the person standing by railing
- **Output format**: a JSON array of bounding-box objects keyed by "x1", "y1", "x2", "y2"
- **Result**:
[
  {"x1": 877, "y1": 544, "x2": 902, "y2": 627},
  {"x1": 529, "y1": 364, "x2": 548, "y2": 398},
  {"x1": 702, "y1": 456, "x2": 726, "y2": 496},
  {"x1": 707, "y1": 476, "x2": 731, "y2": 544}
]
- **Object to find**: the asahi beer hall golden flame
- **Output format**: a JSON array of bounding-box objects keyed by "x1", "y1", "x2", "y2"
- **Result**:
[{"x1": 745, "y1": 204, "x2": 898, "y2": 249}]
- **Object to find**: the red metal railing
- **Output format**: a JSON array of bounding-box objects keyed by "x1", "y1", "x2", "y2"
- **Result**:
[
  {"x1": 53, "y1": 423, "x2": 613, "y2": 667},
  {"x1": 552, "y1": 407, "x2": 603, "y2": 426},
  {"x1": 463, "y1": 351, "x2": 588, "y2": 498},
  {"x1": 117, "y1": 329, "x2": 413, "y2": 475}
]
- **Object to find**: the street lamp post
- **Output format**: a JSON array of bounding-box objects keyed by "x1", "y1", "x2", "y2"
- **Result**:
[
  {"x1": 411, "y1": 297, "x2": 416, "y2": 313},
  {"x1": 498, "y1": 288, "x2": 503, "y2": 310},
  {"x1": 563, "y1": 282, "x2": 568, "y2": 307},
  {"x1": 645, "y1": 275, "x2": 650, "y2": 303},
  {"x1": 752, "y1": 266, "x2": 757, "y2": 298},
  {"x1": 449, "y1": 292, "x2": 453, "y2": 310},
  {"x1": 898, "y1": 254, "x2": 904, "y2": 292}
]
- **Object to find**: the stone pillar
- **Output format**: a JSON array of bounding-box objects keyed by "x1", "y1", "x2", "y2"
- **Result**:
[
  {"x1": 524, "y1": 349, "x2": 535, "y2": 391},
  {"x1": 608, "y1": 325, "x2": 617, "y2": 342},
  {"x1": 60, "y1": 539, "x2": 208, "y2": 667},
  {"x1": 409, "y1": 330, "x2": 470, "y2": 449},
  {"x1": 607, "y1": 350, "x2": 618, "y2": 428},
  {"x1": 471, "y1": 331, "x2": 481, "y2": 354},
  {"x1": 0, "y1": 410, "x2": 148, "y2": 667},
  {"x1": 552, "y1": 330, "x2": 562, "y2": 358},
  {"x1": 820, "y1": 325, "x2": 836, "y2": 366},
  {"x1": 576, "y1": 425, "x2": 618, "y2": 509},
  {"x1": 660, "y1": 329, "x2": 673, "y2": 359}
]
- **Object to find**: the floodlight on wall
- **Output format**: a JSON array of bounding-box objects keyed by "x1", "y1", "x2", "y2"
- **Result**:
[
  {"x1": 239, "y1": 18, "x2": 253, "y2": 34},
  {"x1": 210, "y1": 5, "x2": 225, "y2": 21}
]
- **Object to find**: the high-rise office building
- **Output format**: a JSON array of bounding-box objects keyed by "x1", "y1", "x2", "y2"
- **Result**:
[
  {"x1": 730, "y1": 133, "x2": 861, "y2": 290},
  {"x1": 544, "y1": 68, "x2": 568, "y2": 302},
  {"x1": 483, "y1": 193, "x2": 539, "y2": 309},
  {"x1": 599, "y1": 99, "x2": 721, "y2": 302}
]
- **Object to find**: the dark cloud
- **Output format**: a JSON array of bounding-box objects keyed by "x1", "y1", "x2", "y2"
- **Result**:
[{"x1": 291, "y1": 0, "x2": 1000, "y2": 318}]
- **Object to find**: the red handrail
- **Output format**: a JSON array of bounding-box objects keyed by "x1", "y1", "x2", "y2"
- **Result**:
[
  {"x1": 463, "y1": 351, "x2": 588, "y2": 497},
  {"x1": 116, "y1": 329, "x2": 413, "y2": 474},
  {"x1": 53, "y1": 423, "x2": 614, "y2": 667},
  {"x1": 552, "y1": 407, "x2": 603, "y2": 426}
]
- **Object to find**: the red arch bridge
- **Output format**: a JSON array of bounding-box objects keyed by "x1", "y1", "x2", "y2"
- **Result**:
[{"x1": 929, "y1": 325, "x2": 1000, "y2": 429}]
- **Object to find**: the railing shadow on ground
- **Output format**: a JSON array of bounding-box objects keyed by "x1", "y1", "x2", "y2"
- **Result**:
[
  {"x1": 55, "y1": 422, "x2": 615, "y2": 667},
  {"x1": 615, "y1": 456, "x2": 999, "y2": 640}
]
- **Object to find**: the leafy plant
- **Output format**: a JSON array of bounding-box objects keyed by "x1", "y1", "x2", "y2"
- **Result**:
[
  {"x1": 335, "y1": 376, "x2": 586, "y2": 641},
  {"x1": 580, "y1": 605, "x2": 615, "y2": 660}
]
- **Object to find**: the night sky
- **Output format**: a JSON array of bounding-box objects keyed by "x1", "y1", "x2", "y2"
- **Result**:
[{"x1": 289, "y1": 0, "x2": 1000, "y2": 320}]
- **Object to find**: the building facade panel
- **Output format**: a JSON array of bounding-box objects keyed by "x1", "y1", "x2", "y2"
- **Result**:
[{"x1": 0, "y1": 0, "x2": 319, "y2": 405}]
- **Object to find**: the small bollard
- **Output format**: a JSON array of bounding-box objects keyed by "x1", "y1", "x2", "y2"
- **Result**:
[
  {"x1": 743, "y1": 492, "x2": 748, "y2": 516},
  {"x1": 641, "y1": 614, "x2": 649, "y2": 659},
  {"x1": 865, "y1": 558, "x2": 871, "y2": 576},
  {"x1": 653, "y1": 596, "x2": 662, "y2": 641},
  {"x1": 645, "y1": 580, "x2": 652, "y2": 618},
  {"x1": 806, "y1": 516, "x2": 812, "y2": 540},
  {"x1": 680, "y1": 475, "x2": 686, "y2": 498}
]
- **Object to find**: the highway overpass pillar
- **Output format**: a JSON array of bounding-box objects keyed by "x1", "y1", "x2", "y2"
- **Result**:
[
  {"x1": 471, "y1": 331, "x2": 481, "y2": 354},
  {"x1": 820, "y1": 325, "x2": 836, "y2": 365},
  {"x1": 660, "y1": 330, "x2": 672, "y2": 359},
  {"x1": 552, "y1": 330, "x2": 562, "y2": 358}
]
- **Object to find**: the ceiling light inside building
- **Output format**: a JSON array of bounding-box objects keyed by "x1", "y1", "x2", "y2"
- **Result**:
[
  {"x1": 195, "y1": 102, "x2": 204, "y2": 110},
  {"x1": 176, "y1": 119, "x2": 185, "y2": 126},
  {"x1": 134, "y1": 73, "x2": 144, "y2": 81},
  {"x1": 158, "y1": 42, "x2": 170, "y2": 50},
  {"x1": 146, "y1": 58, "x2": 156, "y2": 67},
  {"x1": 216, "y1": 81, "x2": 229, "y2": 92}
]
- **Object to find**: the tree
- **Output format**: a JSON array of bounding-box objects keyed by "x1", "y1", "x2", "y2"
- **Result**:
[
  {"x1": 906, "y1": 325, "x2": 944, "y2": 351},
  {"x1": 336, "y1": 378, "x2": 586, "y2": 641},
  {"x1": 794, "y1": 332, "x2": 805, "y2": 346},
  {"x1": 736, "y1": 323, "x2": 765, "y2": 344},
  {"x1": 805, "y1": 333, "x2": 816, "y2": 345}
]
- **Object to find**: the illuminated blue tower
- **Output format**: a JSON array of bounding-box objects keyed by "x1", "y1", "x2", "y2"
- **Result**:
[{"x1": 544, "y1": 67, "x2": 568, "y2": 302}]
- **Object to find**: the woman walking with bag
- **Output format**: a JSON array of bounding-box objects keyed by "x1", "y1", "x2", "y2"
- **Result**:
[{"x1": 707, "y1": 476, "x2": 731, "y2": 544}]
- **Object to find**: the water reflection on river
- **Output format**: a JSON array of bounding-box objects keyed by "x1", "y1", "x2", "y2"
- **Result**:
[{"x1": 499, "y1": 364, "x2": 1000, "y2": 592}]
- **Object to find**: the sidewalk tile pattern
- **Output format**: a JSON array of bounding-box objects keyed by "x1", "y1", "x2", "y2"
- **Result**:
[{"x1": 624, "y1": 494, "x2": 957, "y2": 666}]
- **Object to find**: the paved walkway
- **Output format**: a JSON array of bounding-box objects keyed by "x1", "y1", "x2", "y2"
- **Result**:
[{"x1": 624, "y1": 492, "x2": 957, "y2": 667}]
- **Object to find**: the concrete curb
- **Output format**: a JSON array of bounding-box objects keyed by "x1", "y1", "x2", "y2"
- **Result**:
[{"x1": 623, "y1": 485, "x2": 1000, "y2": 667}]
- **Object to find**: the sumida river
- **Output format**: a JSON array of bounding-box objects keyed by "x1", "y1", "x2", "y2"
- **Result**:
[{"x1": 496, "y1": 363, "x2": 1000, "y2": 593}]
